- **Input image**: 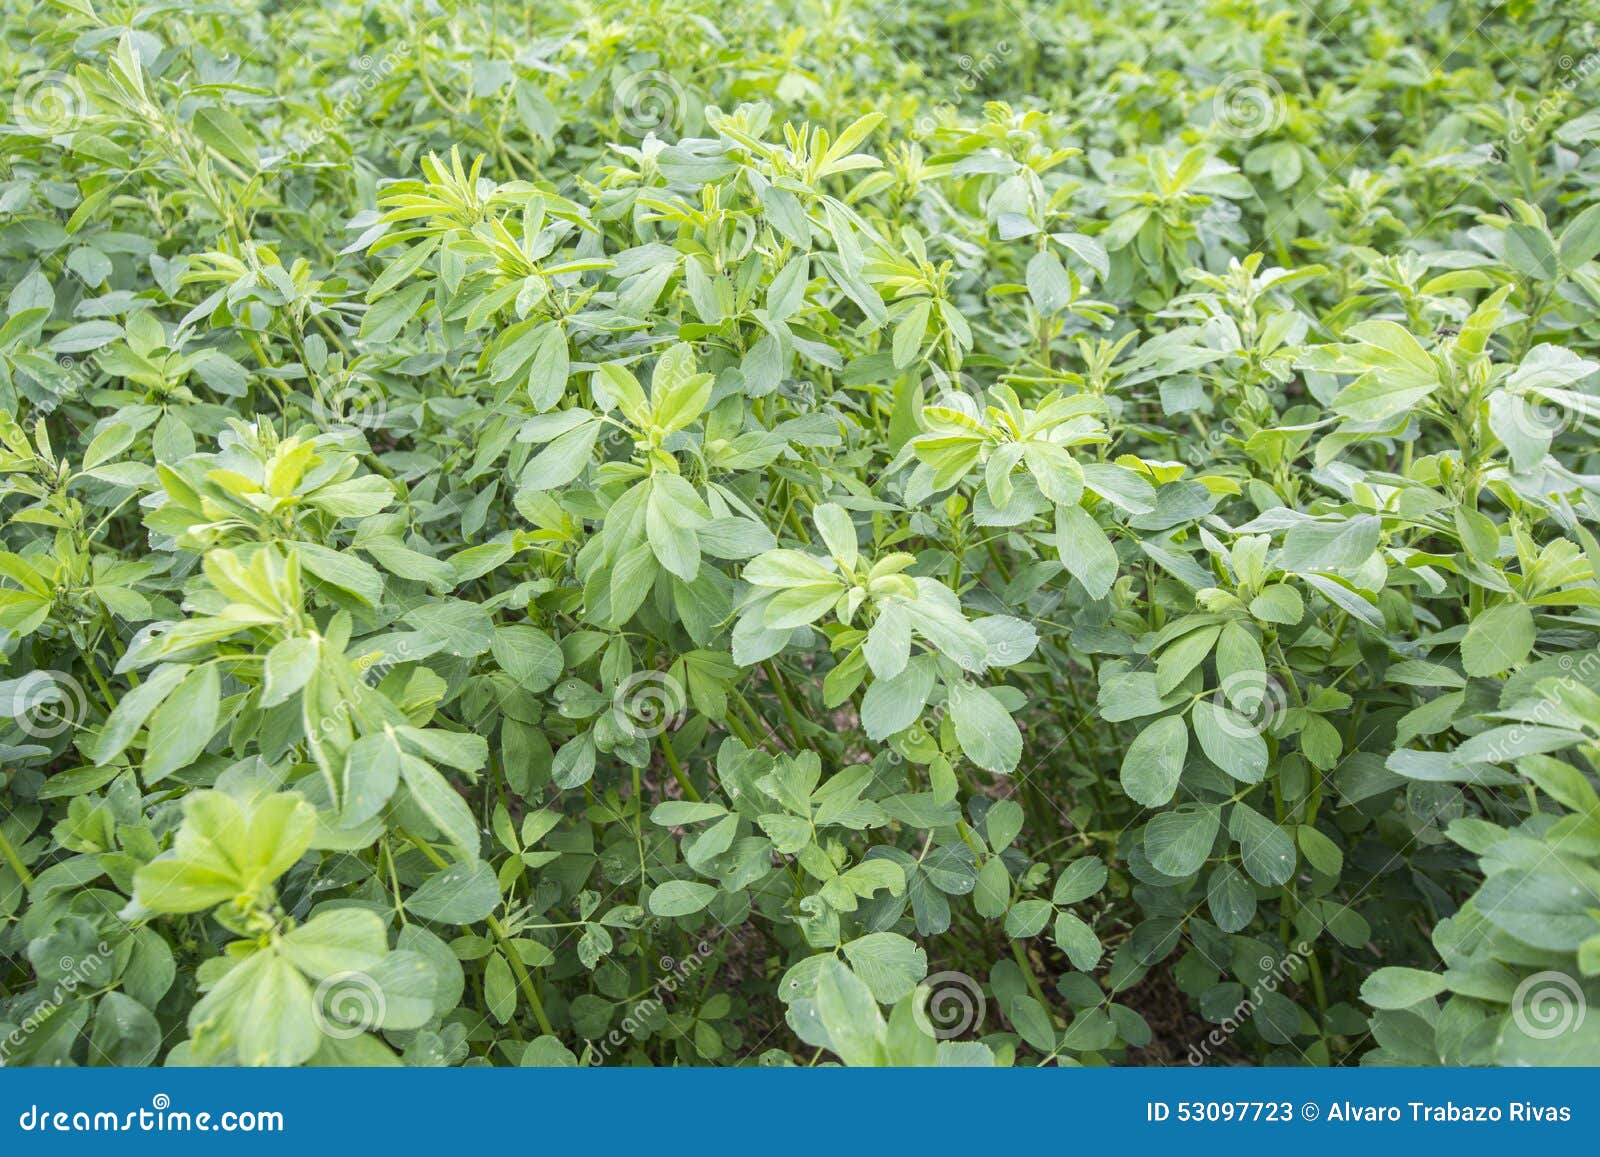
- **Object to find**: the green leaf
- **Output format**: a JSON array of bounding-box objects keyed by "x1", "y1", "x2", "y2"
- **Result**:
[
  {"x1": 399, "y1": 756, "x2": 481, "y2": 862},
  {"x1": 90, "y1": 992, "x2": 161, "y2": 1066},
  {"x1": 841, "y1": 932, "x2": 927, "y2": 1002},
  {"x1": 261, "y1": 636, "x2": 318, "y2": 708},
  {"x1": 947, "y1": 681, "x2": 1021, "y2": 774},
  {"x1": 1006, "y1": 993, "x2": 1057, "y2": 1052},
  {"x1": 1361, "y1": 967, "x2": 1447, "y2": 1010},
  {"x1": 814, "y1": 958, "x2": 885, "y2": 1067},
  {"x1": 1462, "y1": 601, "x2": 1535, "y2": 676},
  {"x1": 1051, "y1": 857, "x2": 1107, "y2": 905},
  {"x1": 491, "y1": 624, "x2": 564, "y2": 692},
  {"x1": 1206, "y1": 863, "x2": 1256, "y2": 933},
  {"x1": 1052, "y1": 911, "x2": 1101, "y2": 971},
  {"x1": 526, "y1": 323, "x2": 570, "y2": 410},
  {"x1": 648, "y1": 880, "x2": 718, "y2": 917},
  {"x1": 277, "y1": 909, "x2": 386, "y2": 977},
  {"x1": 1505, "y1": 223, "x2": 1558, "y2": 280},
  {"x1": 1120, "y1": 715, "x2": 1187, "y2": 807},
  {"x1": 1228, "y1": 804, "x2": 1296, "y2": 886},
  {"x1": 142, "y1": 664, "x2": 220, "y2": 784},
  {"x1": 1280, "y1": 515, "x2": 1379, "y2": 572},
  {"x1": 406, "y1": 861, "x2": 501, "y2": 924},
  {"x1": 1145, "y1": 806, "x2": 1220, "y2": 878},
  {"x1": 1559, "y1": 203, "x2": 1600, "y2": 269},
  {"x1": 90, "y1": 663, "x2": 189, "y2": 765},
  {"x1": 189, "y1": 949, "x2": 318, "y2": 1066},
  {"x1": 1004, "y1": 899, "x2": 1052, "y2": 938},
  {"x1": 860, "y1": 657, "x2": 935, "y2": 741},
  {"x1": 485, "y1": 951, "x2": 517, "y2": 1024},
  {"x1": 1054, "y1": 503, "x2": 1117, "y2": 599},
  {"x1": 1296, "y1": 824, "x2": 1343, "y2": 875},
  {"x1": 1191, "y1": 698, "x2": 1268, "y2": 783}
]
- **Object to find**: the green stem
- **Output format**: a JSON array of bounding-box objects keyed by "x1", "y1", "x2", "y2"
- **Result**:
[
  {"x1": 0, "y1": 824, "x2": 33, "y2": 888},
  {"x1": 659, "y1": 731, "x2": 700, "y2": 801},
  {"x1": 405, "y1": 831, "x2": 555, "y2": 1035},
  {"x1": 762, "y1": 660, "x2": 807, "y2": 748},
  {"x1": 1010, "y1": 939, "x2": 1056, "y2": 1022}
]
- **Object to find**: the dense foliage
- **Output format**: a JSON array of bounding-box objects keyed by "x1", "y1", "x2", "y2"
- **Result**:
[{"x1": 2, "y1": 0, "x2": 1599, "y2": 1069}]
